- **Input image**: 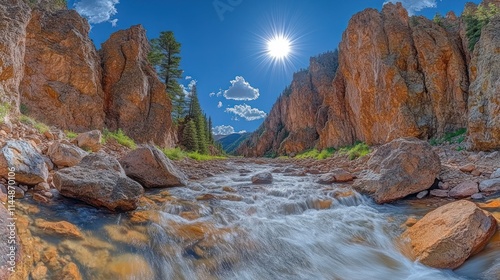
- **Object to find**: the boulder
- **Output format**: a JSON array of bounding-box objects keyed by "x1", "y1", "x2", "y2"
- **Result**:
[
  {"x1": 53, "y1": 153, "x2": 144, "y2": 211},
  {"x1": 34, "y1": 218, "x2": 83, "y2": 239},
  {"x1": 0, "y1": 140, "x2": 48, "y2": 185},
  {"x1": 353, "y1": 138, "x2": 441, "y2": 204},
  {"x1": 251, "y1": 172, "x2": 273, "y2": 184},
  {"x1": 448, "y1": 181, "x2": 479, "y2": 198},
  {"x1": 101, "y1": 25, "x2": 175, "y2": 147},
  {"x1": 467, "y1": 18, "x2": 500, "y2": 150},
  {"x1": 75, "y1": 130, "x2": 102, "y2": 152},
  {"x1": 402, "y1": 200, "x2": 496, "y2": 269},
  {"x1": 120, "y1": 145, "x2": 187, "y2": 188},
  {"x1": 479, "y1": 178, "x2": 500, "y2": 193},
  {"x1": 316, "y1": 168, "x2": 354, "y2": 184},
  {"x1": 47, "y1": 141, "x2": 88, "y2": 168}
]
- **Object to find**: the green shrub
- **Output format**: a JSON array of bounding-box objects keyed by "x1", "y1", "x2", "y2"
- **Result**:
[
  {"x1": 429, "y1": 128, "x2": 467, "y2": 146},
  {"x1": 339, "y1": 141, "x2": 370, "y2": 160},
  {"x1": 295, "y1": 149, "x2": 320, "y2": 159},
  {"x1": 161, "y1": 147, "x2": 187, "y2": 160},
  {"x1": 19, "y1": 104, "x2": 29, "y2": 115},
  {"x1": 102, "y1": 129, "x2": 136, "y2": 149},
  {"x1": 464, "y1": 3, "x2": 500, "y2": 51},
  {"x1": 0, "y1": 103, "x2": 10, "y2": 124},
  {"x1": 19, "y1": 115, "x2": 50, "y2": 133},
  {"x1": 65, "y1": 130, "x2": 78, "y2": 139}
]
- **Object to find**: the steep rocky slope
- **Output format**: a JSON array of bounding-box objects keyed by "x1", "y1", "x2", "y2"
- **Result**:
[
  {"x1": 0, "y1": 1, "x2": 175, "y2": 147},
  {"x1": 238, "y1": 1, "x2": 499, "y2": 157}
]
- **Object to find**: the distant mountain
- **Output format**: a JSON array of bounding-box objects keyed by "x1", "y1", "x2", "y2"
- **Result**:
[{"x1": 216, "y1": 133, "x2": 251, "y2": 154}]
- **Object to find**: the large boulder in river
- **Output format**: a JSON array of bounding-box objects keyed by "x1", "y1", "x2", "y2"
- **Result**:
[
  {"x1": 402, "y1": 200, "x2": 497, "y2": 269},
  {"x1": 53, "y1": 153, "x2": 144, "y2": 211},
  {"x1": 119, "y1": 145, "x2": 187, "y2": 188},
  {"x1": 353, "y1": 138, "x2": 440, "y2": 204},
  {"x1": 47, "y1": 141, "x2": 88, "y2": 168},
  {"x1": 0, "y1": 140, "x2": 48, "y2": 185},
  {"x1": 251, "y1": 172, "x2": 273, "y2": 184}
]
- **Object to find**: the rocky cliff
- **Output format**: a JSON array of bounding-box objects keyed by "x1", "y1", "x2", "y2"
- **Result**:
[
  {"x1": 238, "y1": 1, "x2": 499, "y2": 156},
  {"x1": 0, "y1": 1, "x2": 175, "y2": 147}
]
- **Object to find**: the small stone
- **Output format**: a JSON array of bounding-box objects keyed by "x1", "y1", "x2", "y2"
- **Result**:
[
  {"x1": 404, "y1": 216, "x2": 418, "y2": 227},
  {"x1": 471, "y1": 170, "x2": 482, "y2": 176},
  {"x1": 33, "y1": 193, "x2": 50, "y2": 203},
  {"x1": 34, "y1": 182, "x2": 50, "y2": 191},
  {"x1": 222, "y1": 186, "x2": 236, "y2": 193},
  {"x1": 459, "y1": 163, "x2": 475, "y2": 173},
  {"x1": 196, "y1": 194, "x2": 217, "y2": 201},
  {"x1": 31, "y1": 263, "x2": 48, "y2": 280},
  {"x1": 18, "y1": 185, "x2": 28, "y2": 192},
  {"x1": 430, "y1": 189, "x2": 449, "y2": 198},
  {"x1": 416, "y1": 190, "x2": 428, "y2": 199},
  {"x1": 43, "y1": 191, "x2": 53, "y2": 198},
  {"x1": 14, "y1": 186, "x2": 25, "y2": 199},
  {"x1": 438, "y1": 181, "x2": 450, "y2": 190},
  {"x1": 449, "y1": 181, "x2": 479, "y2": 198},
  {"x1": 34, "y1": 219, "x2": 84, "y2": 239},
  {"x1": 43, "y1": 131, "x2": 54, "y2": 140},
  {"x1": 471, "y1": 193, "x2": 484, "y2": 200},
  {"x1": 490, "y1": 168, "x2": 500, "y2": 179}
]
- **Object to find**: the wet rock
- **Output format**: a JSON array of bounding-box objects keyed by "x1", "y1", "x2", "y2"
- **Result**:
[
  {"x1": 130, "y1": 210, "x2": 161, "y2": 224},
  {"x1": 34, "y1": 218, "x2": 83, "y2": 239},
  {"x1": 53, "y1": 153, "x2": 144, "y2": 211},
  {"x1": 219, "y1": 194, "x2": 243, "y2": 202},
  {"x1": 416, "y1": 191, "x2": 428, "y2": 199},
  {"x1": 0, "y1": 140, "x2": 49, "y2": 185},
  {"x1": 33, "y1": 193, "x2": 49, "y2": 203},
  {"x1": 402, "y1": 200, "x2": 496, "y2": 269},
  {"x1": 491, "y1": 168, "x2": 500, "y2": 179},
  {"x1": 34, "y1": 182, "x2": 50, "y2": 192},
  {"x1": 430, "y1": 189, "x2": 449, "y2": 198},
  {"x1": 75, "y1": 130, "x2": 102, "y2": 152},
  {"x1": 317, "y1": 168, "x2": 354, "y2": 184},
  {"x1": 104, "y1": 225, "x2": 149, "y2": 248},
  {"x1": 222, "y1": 186, "x2": 236, "y2": 192},
  {"x1": 471, "y1": 193, "x2": 485, "y2": 200},
  {"x1": 14, "y1": 186, "x2": 24, "y2": 199},
  {"x1": 404, "y1": 216, "x2": 418, "y2": 227},
  {"x1": 102, "y1": 254, "x2": 154, "y2": 280},
  {"x1": 47, "y1": 141, "x2": 88, "y2": 168},
  {"x1": 306, "y1": 198, "x2": 333, "y2": 210},
  {"x1": 448, "y1": 181, "x2": 479, "y2": 199},
  {"x1": 120, "y1": 145, "x2": 187, "y2": 188},
  {"x1": 59, "y1": 240, "x2": 110, "y2": 270},
  {"x1": 353, "y1": 138, "x2": 441, "y2": 204},
  {"x1": 196, "y1": 194, "x2": 217, "y2": 201},
  {"x1": 251, "y1": 172, "x2": 273, "y2": 184},
  {"x1": 479, "y1": 178, "x2": 500, "y2": 193},
  {"x1": 31, "y1": 263, "x2": 48, "y2": 280},
  {"x1": 59, "y1": 262, "x2": 82, "y2": 280}
]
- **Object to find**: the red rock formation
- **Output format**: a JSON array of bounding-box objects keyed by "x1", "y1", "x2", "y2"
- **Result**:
[
  {"x1": 0, "y1": 0, "x2": 31, "y2": 111},
  {"x1": 467, "y1": 18, "x2": 500, "y2": 150},
  {"x1": 101, "y1": 25, "x2": 175, "y2": 148},
  {"x1": 20, "y1": 9, "x2": 106, "y2": 131}
]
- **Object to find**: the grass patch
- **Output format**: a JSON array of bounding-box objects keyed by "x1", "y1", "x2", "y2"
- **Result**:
[
  {"x1": 429, "y1": 128, "x2": 467, "y2": 146},
  {"x1": 161, "y1": 147, "x2": 226, "y2": 161},
  {"x1": 0, "y1": 103, "x2": 10, "y2": 124},
  {"x1": 187, "y1": 152, "x2": 226, "y2": 161},
  {"x1": 338, "y1": 141, "x2": 370, "y2": 160},
  {"x1": 102, "y1": 129, "x2": 136, "y2": 149},
  {"x1": 295, "y1": 147, "x2": 336, "y2": 160},
  {"x1": 19, "y1": 115, "x2": 49, "y2": 133},
  {"x1": 65, "y1": 130, "x2": 78, "y2": 139}
]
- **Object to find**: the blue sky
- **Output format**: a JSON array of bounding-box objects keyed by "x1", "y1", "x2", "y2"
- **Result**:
[{"x1": 68, "y1": 0, "x2": 479, "y2": 135}]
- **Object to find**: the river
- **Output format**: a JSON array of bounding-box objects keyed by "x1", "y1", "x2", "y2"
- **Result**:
[{"x1": 21, "y1": 161, "x2": 500, "y2": 280}]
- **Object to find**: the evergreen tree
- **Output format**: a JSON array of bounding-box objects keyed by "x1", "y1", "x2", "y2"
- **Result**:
[
  {"x1": 207, "y1": 116, "x2": 213, "y2": 143},
  {"x1": 148, "y1": 31, "x2": 185, "y2": 120},
  {"x1": 181, "y1": 119, "x2": 198, "y2": 152},
  {"x1": 188, "y1": 85, "x2": 208, "y2": 154}
]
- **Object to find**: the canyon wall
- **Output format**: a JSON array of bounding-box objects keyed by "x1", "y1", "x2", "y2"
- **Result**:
[
  {"x1": 238, "y1": 1, "x2": 499, "y2": 156},
  {"x1": 0, "y1": 1, "x2": 175, "y2": 147}
]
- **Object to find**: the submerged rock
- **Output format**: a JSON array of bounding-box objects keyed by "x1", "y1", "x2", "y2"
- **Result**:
[
  {"x1": 251, "y1": 172, "x2": 273, "y2": 184},
  {"x1": 0, "y1": 140, "x2": 49, "y2": 185},
  {"x1": 353, "y1": 138, "x2": 441, "y2": 204},
  {"x1": 34, "y1": 218, "x2": 83, "y2": 239},
  {"x1": 120, "y1": 145, "x2": 187, "y2": 188},
  {"x1": 402, "y1": 200, "x2": 497, "y2": 269},
  {"x1": 53, "y1": 153, "x2": 144, "y2": 211}
]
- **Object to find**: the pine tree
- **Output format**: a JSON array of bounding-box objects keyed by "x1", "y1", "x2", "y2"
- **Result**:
[
  {"x1": 186, "y1": 84, "x2": 208, "y2": 154},
  {"x1": 182, "y1": 119, "x2": 198, "y2": 152},
  {"x1": 148, "y1": 31, "x2": 185, "y2": 120},
  {"x1": 207, "y1": 116, "x2": 213, "y2": 143}
]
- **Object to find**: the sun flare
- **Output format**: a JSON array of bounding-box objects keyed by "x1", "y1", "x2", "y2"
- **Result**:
[{"x1": 266, "y1": 36, "x2": 291, "y2": 59}]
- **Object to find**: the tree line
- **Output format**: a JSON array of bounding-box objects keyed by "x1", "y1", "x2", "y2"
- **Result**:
[{"x1": 148, "y1": 31, "x2": 222, "y2": 154}]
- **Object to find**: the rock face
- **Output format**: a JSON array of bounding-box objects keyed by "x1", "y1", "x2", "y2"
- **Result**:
[
  {"x1": 53, "y1": 153, "x2": 144, "y2": 211},
  {"x1": 238, "y1": 3, "x2": 472, "y2": 156},
  {"x1": 0, "y1": 0, "x2": 31, "y2": 111},
  {"x1": 402, "y1": 200, "x2": 496, "y2": 269},
  {"x1": 47, "y1": 141, "x2": 88, "y2": 168},
  {"x1": 101, "y1": 25, "x2": 175, "y2": 148},
  {"x1": 467, "y1": 18, "x2": 500, "y2": 150},
  {"x1": 0, "y1": 140, "x2": 48, "y2": 185},
  {"x1": 20, "y1": 9, "x2": 105, "y2": 131},
  {"x1": 353, "y1": 138, "x2": 440, "y2": 204},
  {"x1": 119, "y1": 145, "x2": 187, "y2": 188}
]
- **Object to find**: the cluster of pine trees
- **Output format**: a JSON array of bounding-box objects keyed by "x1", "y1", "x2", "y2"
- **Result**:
[{"x1": 148, "y1": 31, "x2": 222, "y2": 154}]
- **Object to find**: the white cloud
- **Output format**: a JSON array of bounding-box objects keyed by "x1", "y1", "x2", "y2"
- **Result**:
[
  {"x1": 384, "y1": 0, "x2": 439, "y2": 15},
  {"x1": 213, "y1": 125, "x2": 246, "y2": 135},
  {"x1": 185, "y1": 76, "x2": 192, "y2": 80},
  {"x1": 225, "y1": 104, "x2": 267, "y2": 121},
  {"x1": 74, "y1": 0, "x2": 119, "y2": 26},
  {"x1": 222, "y1": 76, "x2": 260, "y2": 101},
  {"x1": 181, "y1": 80, "x2": 197, "y2": 97},
  {"x1": 217, "y1": 101, "x2": 223, "y2": 108},
  {"x1": 109, "y1": 19, "x2": 118, "y2": 27},
  {"x1": 209, "y1": 92, "x2": 216, "y2": 97}
]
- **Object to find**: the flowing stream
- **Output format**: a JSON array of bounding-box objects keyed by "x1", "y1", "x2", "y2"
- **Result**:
[{"x1": 21, "y1": 161, "x2": 500, "y2": 280}]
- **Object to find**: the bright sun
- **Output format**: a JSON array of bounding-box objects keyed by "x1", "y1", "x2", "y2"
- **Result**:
[{"x1": 267, "y1": 36, "x2": 291, "y2": 59}]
